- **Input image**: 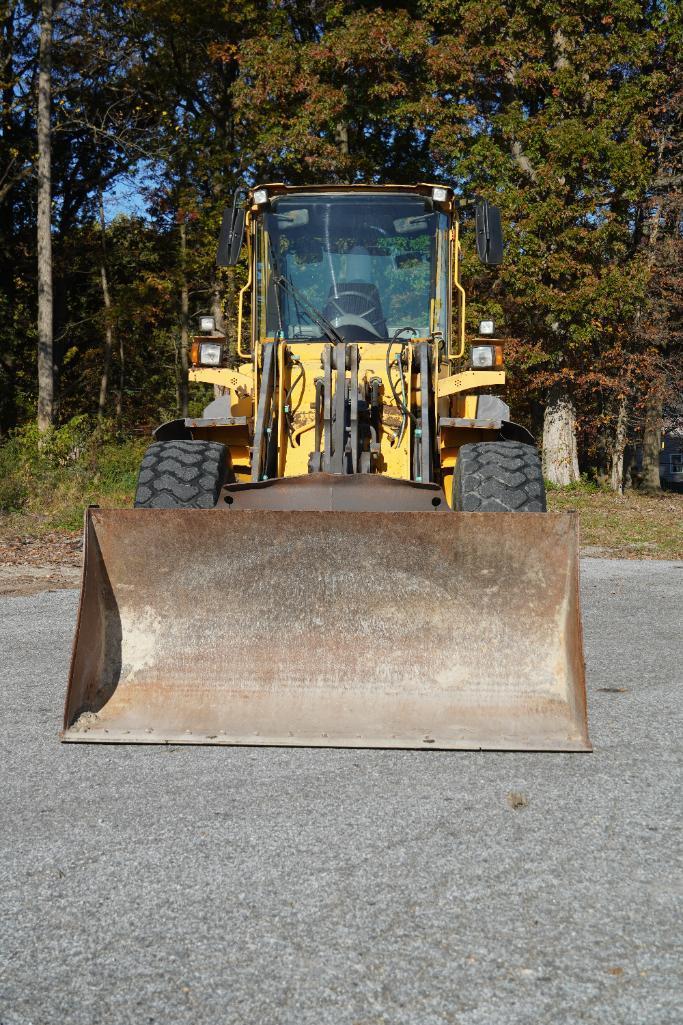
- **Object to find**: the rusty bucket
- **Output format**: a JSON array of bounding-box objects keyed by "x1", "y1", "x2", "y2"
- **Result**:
[{"x1": 62, "y1": 507, "x2": 590, "y2": 750}]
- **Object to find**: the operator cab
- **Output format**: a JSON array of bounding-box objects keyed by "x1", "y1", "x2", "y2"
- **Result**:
[{"x1": 256, "y1": 191, "x2": 451, "y2": 343}]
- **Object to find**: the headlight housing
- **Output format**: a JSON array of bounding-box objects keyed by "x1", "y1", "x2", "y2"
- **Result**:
[
  {"x1": 198, "y1": 342, "x2": 222, "y2": 366},
  {"x1": 471, "y1": 344, "x2": 503, "y2": 369}
]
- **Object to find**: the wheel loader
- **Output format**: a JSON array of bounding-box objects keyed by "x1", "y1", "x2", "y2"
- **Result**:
[{"x1": 62, "y1": 183, "x2": 590, "y2": 750}]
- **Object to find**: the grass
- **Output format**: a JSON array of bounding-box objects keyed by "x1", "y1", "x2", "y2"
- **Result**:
[
  {"x1": 547, "y1": 484, "x2": 683, "y2": 560},
  {"x1": 1, "y1": 421, "x2": 681, "y2": 560}
]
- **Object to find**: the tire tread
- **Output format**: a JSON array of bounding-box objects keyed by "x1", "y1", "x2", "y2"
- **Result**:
[
  {"x1": 453, "y1": 441, "x2": 547, "y2": 512},
  {"x1": 134, "y1": 441, "x2": 227, "y2": 509}
]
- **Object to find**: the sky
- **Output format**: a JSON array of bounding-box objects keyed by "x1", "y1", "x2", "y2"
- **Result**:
[{"x1": 103, "y1": 162, "x2": 158, "y2": 220}]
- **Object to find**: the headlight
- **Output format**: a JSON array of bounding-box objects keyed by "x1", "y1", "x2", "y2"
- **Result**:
[
  {"x1": 478, "y1": 320, "x2": 495, "y2": 336},
  {"x1": 471, "y1": 344, "x2": 503, "y2": 368},
  {"x1": 199, "y1": 342, "x2": 222, "y2": 366},
  {"x1": 199, "y1": 315, "x2": 216, "y2": 333}
]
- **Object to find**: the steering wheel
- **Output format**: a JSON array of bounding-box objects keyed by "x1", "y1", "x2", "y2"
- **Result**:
[{"x1": 326, "y1": 287, "x2": 384, "y2": 335}]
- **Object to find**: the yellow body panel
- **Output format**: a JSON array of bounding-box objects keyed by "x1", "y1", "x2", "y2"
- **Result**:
[
  {"x1": 189, "y1": 367, "x2": 253, "y2": 392},
  {"x1": 437, "y1": 369, "x2": 506, "y2": 397},
  {"x1": 266, "y1": 341, "x2": 415, "y2": 479},
  {"x1": 191, "y1": 353, "x2": 508, "y2": 486}
]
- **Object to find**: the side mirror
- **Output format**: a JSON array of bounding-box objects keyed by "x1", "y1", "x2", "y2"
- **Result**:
[
  {"x1": 216, "y1": 192, "x2": 246, "y2": 267},
  {"x1": 475, "y1": 200, "x2": 504, "y2": 267}
]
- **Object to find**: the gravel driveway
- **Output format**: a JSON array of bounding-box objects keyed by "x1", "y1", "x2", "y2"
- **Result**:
[{"x1": 1, "y1": 558, "x2": 681, "y2": 1025}]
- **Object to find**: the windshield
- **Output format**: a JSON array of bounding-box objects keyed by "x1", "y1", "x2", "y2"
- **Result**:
[{"x1": 256, "y1": 193, "x2": 449, "y2": 342}]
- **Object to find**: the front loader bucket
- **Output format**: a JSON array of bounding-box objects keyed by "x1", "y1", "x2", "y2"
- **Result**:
[{"x1": 62, "y1": 507, "x2": 590, "y2": 751}]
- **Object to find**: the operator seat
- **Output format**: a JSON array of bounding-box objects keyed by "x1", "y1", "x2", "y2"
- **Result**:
[{"x1": 323, "y1": 245, "x2": 388, "y2": 340}]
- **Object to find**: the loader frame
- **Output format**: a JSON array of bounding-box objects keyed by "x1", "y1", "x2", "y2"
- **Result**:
[{"x1": 174, "y1": 183, "x2": 528, "y2": 507}]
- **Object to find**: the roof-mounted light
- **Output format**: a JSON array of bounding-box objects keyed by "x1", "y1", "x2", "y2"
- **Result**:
[
  {"x1": 432, "y1": 187, "x2": 449, "y2": 204},
  {"x1": 252, "y1": 188, "x2": 269, "y2": 206}
]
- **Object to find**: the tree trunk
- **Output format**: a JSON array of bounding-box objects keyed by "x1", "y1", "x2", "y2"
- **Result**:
[
  {"x1": 0, "y1": 8, "x2": 17, "y2": 434},
  {"x1": 218, "y1": 265, "x2": 240, "y2": 364},
  {"x1": 36, "y1": 0, "x2": 54, "y2": 432},
  {"x1": 623, "y1": 445, "x2": 635, "y2": 490},
  {"x1": 114, "y1": 334, "x2": 124, "y2": 418},
  {"x1": 609, "y1": 395, "x2": 628, "y2": 493},
  {"x1": 97, "y1": 189, "x2": 114, "y2": 422},
  {"x1": 211, "y1": 278, "x2": 226, "y2": 335},
  {"x1": 641, "y1": 386, "x2": 663, "y2": 492},
  {"x1": 211, "y1": 274, "x2": 229, "y2": 399},
  {"x1": 173, "y1": 335, "x2": 181, "y2": 412},
  {"x1": 178, "y1": 217, "x2": 189, "y2": 416},
  {"x1": 335, "y1": 122, "x2": 349, "y2": 156},
  {"x1": 542, "y1": 389, "x2": 580, "y2": 486}
]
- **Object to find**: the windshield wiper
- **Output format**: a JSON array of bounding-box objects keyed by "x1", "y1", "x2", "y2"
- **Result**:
[
  {"x1": 267, "y1": 232, "x2": 344, "y2": 345},
  {"x1": 272, "y1": 272, "x2": 344, "y2": 346}
]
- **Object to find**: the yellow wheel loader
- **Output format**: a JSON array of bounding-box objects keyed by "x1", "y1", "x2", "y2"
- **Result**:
[{"x1": 62, "y1": 183, "x2": 590, "y2": 750}]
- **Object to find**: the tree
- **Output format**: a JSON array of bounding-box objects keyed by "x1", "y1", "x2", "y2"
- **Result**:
[
  {"x1": 234, "y1": 2, "x2": 431, "y2": 183},
  {"x1": 0, "y1": 0, "x2": 679, "y2": 482},
  {"x1": 635, "y1": 3, "x2": 682, "y2": 492},
  {"x1": 0, "y1": 2, "x2": 39, "y2": 432},
  {"x1": 36, "y1": 0, "x2": 54, "y2": 431},
  {"x1": 96, "y1": 186, "x2": 114, "y2": 420},
  {"x1": 423, "y1": 1, "x2": 660, "y2": 484}
]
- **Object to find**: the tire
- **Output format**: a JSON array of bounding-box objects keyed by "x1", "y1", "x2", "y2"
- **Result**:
[
  {"x1": 452, "y1": 440, "x2": 546, "y2": 512},
  {"x1": 134, "y1": 440, "x2": 228, "y2": 509}
]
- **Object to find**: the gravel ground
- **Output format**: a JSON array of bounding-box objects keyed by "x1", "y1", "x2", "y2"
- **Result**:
[{"x1": 0, "y1": 558, "x2": 681, "y2": 1025}]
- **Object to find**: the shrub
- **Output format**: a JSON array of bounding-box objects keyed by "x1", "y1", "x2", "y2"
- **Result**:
[{"x1": 0, "y1": 418, "x2": 147, "y2": 531}]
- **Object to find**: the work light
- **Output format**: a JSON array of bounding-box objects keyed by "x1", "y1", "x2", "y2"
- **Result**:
[
  {"x1": 199, "y1": 342, "x2": 222, "y2": 366},
  {"x1": 199, "y1": 315, "x2": 216, "y2": 333},
  {"x1": 471, "y1": 344, "x2": 503, "y2": 369}
]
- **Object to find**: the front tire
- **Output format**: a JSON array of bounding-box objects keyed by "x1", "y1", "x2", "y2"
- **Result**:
[
  {"x1": 134, "y1": 440, "x2": 228, "y2": 509},
  {"x1": 452, "y1": 441, "x2": 546, "y2": 512}
]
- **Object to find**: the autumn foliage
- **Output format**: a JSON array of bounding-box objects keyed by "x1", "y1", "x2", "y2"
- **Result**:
[{"x1": 0, "y1": 0, "x2": 680, "y2": 488}]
